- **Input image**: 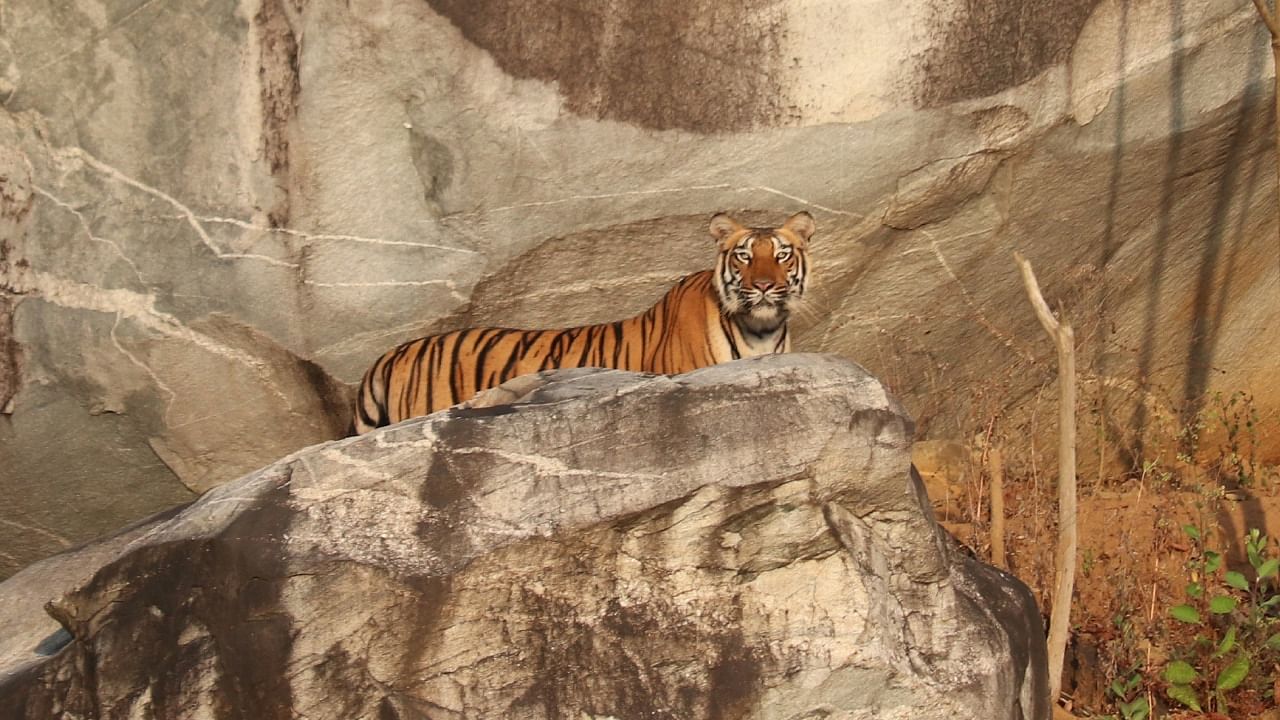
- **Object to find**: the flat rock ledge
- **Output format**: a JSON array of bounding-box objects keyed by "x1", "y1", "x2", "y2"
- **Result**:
[{"x1": 0, "y1": 354, "x2": 1049, "y2": 719}]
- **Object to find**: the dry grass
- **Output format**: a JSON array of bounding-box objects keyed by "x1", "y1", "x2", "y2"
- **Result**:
[{"x1": 919, "y1": 385, "x2": 1280, "y2": 717}]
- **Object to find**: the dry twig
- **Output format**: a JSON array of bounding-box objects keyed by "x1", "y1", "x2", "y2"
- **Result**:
[
  {"x1": 1014, "y1": 252, "x2": 1077, "y2": 707},
  {"x1": 989, "y1": 446, "x2": 1007, "y2": 569}
]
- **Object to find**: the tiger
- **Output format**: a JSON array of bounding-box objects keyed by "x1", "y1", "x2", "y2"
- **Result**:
[{"x1": 349, "y1": 211, "x2": 815, "y2": 435}]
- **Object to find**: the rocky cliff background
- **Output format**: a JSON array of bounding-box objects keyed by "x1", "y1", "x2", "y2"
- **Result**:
[{"x1": 1, "y1": 0, "x2": 1277, "y2": 579}]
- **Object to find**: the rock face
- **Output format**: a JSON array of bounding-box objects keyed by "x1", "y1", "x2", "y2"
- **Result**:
[
  {"x1": 0, "y1": 356, "x2": 1049, "y2": 720},
  {"x1": 2, "y1": 0, "x2": 1277, "y2": 578}
]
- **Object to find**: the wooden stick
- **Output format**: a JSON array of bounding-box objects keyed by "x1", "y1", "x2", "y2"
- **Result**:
[
  {"x1": 989, "y1": 446, "x2": 1007, "y2": 569},
  {"x1": 1014, "y1": 252, "x2": 1078, "y2": 707}
]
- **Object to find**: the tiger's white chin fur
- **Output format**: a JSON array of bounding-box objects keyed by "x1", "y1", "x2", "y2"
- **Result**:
[{"x1": 738, "y1": 302, "x2": 789, "y2": 336}]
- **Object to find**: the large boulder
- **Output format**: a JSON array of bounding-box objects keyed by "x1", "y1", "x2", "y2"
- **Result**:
[
  {"x1": 3, "y1": 0, "x2": 1273, "y2": 585},
  {"x1": 0, "y1": 355, "x2": 1048, "y2": 719}
]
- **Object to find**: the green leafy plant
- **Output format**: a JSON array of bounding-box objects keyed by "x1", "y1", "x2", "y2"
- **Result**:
[
  {"x1": 1101, "y1": 671, "x2": 1149, "y2": 720},
  {"x1": 1162, "y1": 524, "x2": 1280, "y2": 713}
]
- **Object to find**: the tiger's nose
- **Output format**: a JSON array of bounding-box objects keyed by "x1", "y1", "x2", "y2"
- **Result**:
[{"x1": 753, "y1": 280, "x2": 775, "y2": 292}]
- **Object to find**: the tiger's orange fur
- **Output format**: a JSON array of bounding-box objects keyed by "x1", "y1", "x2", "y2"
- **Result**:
[{"x1": 350, "y1": 212, "x2": 814, "y2": 434}]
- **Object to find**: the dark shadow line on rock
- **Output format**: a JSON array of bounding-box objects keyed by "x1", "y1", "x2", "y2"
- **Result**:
[
  {"x1": 1181, "y1": 22, "x2": 1271, "y2": 549},
  {"x1": 1179, "y1": 25, "x2": 1268, "y2": 426},
  {"x1": 1099, "y1": 0, "x2": 1131, "y2": 471},
  {"x1": 1130, "y1": 0, "x2": 1186, "y2": 461}
]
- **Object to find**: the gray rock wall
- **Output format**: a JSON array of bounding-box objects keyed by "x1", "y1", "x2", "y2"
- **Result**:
[{"x1": 2, "y1": 0, "x2": 1278, "y2": 577}]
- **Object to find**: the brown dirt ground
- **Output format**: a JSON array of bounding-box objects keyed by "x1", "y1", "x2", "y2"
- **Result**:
[{"x1": 917, "y1": 445, "x2": 1280, "y2": 719}]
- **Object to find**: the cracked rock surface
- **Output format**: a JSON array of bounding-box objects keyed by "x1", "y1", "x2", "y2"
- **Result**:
[
  {"x1": 0, "y1": 355, "x2": 1049, "y2": 719},
  {"x1": 2, "y1": 0, "x2": 1278, "y2": 579}
]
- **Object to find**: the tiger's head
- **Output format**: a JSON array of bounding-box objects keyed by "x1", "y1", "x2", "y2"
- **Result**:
[{"x1": 709, "y1": 211, "x2": 814, "y2": 336}]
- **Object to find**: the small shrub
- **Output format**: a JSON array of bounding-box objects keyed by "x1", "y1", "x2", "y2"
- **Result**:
[
  {"x1": 1161, "y1": 524, "x2": 1280, "y2": 714},
  {"x1": 1203, "y1": 391, "x2": 1267, "y2": 489},
  {"x1": 1100, "y1": 670, "x2": 1149, "y2": 720}
]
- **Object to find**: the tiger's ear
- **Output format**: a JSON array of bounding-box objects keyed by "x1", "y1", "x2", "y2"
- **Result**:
[
  {"x1": 709, "y1": 212, "x2": 744, "y2": 242},
  {"x1": 783, "y1": 211, "x2": 816, "y2": 242}
]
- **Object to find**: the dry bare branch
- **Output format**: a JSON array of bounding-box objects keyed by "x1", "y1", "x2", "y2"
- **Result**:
[
  {"x1": 1013, "y1": 252, "x2": 1078, "y2": 708},
  {"x1": 989, "y1": 446, "x2": 1006, "y2": 569}
]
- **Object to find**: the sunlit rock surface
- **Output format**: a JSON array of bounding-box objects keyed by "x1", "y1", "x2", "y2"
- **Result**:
[
  {"x1": 0, "y1": 356, "x2": 1048, "y2": 719},
  {"x1": 1, "y1": 0, "x2": 1276, "y2": 577}
]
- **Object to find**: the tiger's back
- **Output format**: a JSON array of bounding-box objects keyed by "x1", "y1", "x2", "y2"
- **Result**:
[{"x1": 351, "y1": 212, "x2": 814, "y2": 435}]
